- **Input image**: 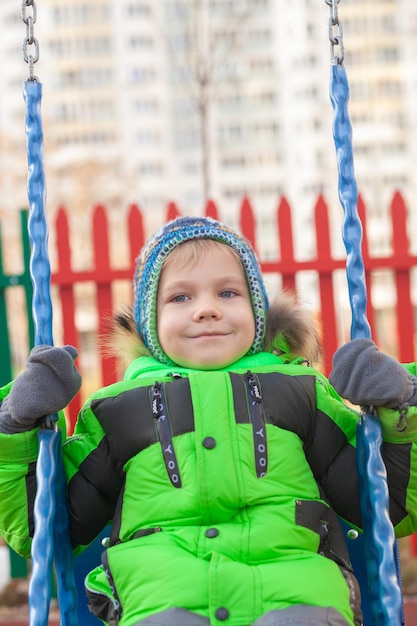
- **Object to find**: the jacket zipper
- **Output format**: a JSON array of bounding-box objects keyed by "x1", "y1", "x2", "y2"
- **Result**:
[
  {"x1": 151, "y1": 381, "x2": 182, "y2": 488},
  {"x1": 244, "y1": 371, "x2": 268, "y2": 478}
]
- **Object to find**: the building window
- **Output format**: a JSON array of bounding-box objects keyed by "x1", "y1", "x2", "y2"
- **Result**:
[
  {"x1": 129, "y1": 35, "x2": 154, "y2": 49},
  {"x1": 136, "y1": 130, "x2": 160, "y2": 145},
  {"x1": 131, "y1": 67, "x2": 156, "y2": 83},
  {"x1": 133, "y1": 99, "x2": 159, "y2": 113},
  {"x1": 127, "y1": 4, "x2": 152, "y2": 17},
  {"x1": 139, "y1": 162, "x2": 164, "y2": 176}
]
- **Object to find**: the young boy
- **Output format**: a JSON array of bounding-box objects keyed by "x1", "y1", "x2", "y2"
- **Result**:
[{"x1": 0, "y1": 216, "x2": 417, "y2": 626}]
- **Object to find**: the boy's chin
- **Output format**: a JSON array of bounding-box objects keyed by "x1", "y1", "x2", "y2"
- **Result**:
[{"x1": 168, "y1": 353, "x2": 247, "y2": 370}]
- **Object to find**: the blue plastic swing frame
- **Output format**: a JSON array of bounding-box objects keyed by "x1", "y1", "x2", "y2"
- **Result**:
[
  {"x1": 329, "y1": 63, "x2": 404, "y2": 626},
  {"x1": 24, "y1": 79, "x2": 78, "y2": 626}
]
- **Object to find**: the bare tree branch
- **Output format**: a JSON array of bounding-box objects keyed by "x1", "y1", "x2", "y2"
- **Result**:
[{"x1": 158, "y1": 0, "x2": 255, "y2": 199}]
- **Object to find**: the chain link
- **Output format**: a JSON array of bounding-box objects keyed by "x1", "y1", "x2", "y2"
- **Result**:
[
  {"x1": 325, "y1": 0, "x2": 344, "y2": 65},
  {"x1": 22, "y1": 0, "x2": 39, "y2": 81}
]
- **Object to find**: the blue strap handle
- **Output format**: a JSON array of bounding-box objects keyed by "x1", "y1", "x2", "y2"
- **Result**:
[
  {"x1": 329, "y1": 63, "x2": 403, "y2": 626},
  {"x1": 24, "y1": 79, "x2": 78, "y2": 626}
]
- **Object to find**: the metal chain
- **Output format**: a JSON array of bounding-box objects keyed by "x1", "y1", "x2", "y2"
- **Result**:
[
  {"x1": 325, "y1": 0, "x2": 344, "y2": 65},
  {"x1": 22, "y1": 0, "x2": 39, "y2": 81}
]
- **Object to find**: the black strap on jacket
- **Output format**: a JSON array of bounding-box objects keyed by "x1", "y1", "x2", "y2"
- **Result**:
[
  {"x1": 151, "y1": 382, "x2": 182, "y2": 487},
  {"x1": 244, "y1": 371, "x2": 268, "y2": 478}
]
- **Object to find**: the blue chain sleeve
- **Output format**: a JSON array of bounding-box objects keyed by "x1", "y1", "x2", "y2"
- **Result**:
[
  {"x1": 24, "y1": 78, "x2": 78, "y2": 626},
  {"x1": 329, "y1": 63, "x2": 403, "y2": 626}
]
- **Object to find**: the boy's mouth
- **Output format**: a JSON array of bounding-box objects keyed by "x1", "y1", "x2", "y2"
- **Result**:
[{"x1": 191, "y1": 332, "x2": 230, "y2": 339}]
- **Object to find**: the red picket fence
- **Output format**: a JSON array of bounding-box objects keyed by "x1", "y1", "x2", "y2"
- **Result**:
[{"x1": 49, "y1": 191, "x2": 417, "y2": 432}]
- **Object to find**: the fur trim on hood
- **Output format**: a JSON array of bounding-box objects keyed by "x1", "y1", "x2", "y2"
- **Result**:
[
  {"x1": 104, "y1": 290, "x2": 322, "y2": 370},
  {"x1": 102, "y1": 309, "x2": 151, "y2": 371},
  {"x1": 264, "y1": 290, "x2": 322, "y2": 366}
]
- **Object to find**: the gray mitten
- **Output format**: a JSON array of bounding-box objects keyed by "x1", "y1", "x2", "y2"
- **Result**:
[
  {"x1": 0, "y1": 345, "x2": 81, "y2": 434},
  {"x1": 329, "y1": 338, "x2": 417, "y2": 409}
]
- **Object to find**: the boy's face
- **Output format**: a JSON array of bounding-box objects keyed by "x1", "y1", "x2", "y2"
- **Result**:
[{"x1": 157, "y1": 244, "x2": 256, "y2": 369}]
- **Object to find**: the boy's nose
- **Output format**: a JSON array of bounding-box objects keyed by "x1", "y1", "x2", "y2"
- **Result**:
[{"x1": 193, "y1": 300, "x2": 222, "y2": 320}]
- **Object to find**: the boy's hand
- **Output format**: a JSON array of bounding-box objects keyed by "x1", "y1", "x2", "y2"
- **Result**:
[
  {"x1": 0, "y1": 345, "x2": 81, "y2": 433},
  {"x1": 329, "y1": 338, "x2": 417, "y2": 409}
]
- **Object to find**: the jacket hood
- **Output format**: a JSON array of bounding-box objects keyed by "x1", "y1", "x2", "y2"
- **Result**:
[{"x1": 133, "y1": 216, "x2": 269, "y2": 364}]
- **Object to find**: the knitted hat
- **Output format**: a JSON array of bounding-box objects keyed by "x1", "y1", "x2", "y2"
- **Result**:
[{"x1": 134, "y1": 216, "x2": 270, "y2": 365}]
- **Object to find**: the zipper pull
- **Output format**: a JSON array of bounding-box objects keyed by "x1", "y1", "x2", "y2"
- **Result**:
[
  {"x1": 245, "y1": 371, "x2": 262, "y2": 404},
  {"x1": 151, "y1": 381, "x2": 162, "y2": 418}
]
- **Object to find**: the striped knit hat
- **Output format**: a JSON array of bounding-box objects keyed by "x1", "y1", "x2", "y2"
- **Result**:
[{"x1": 134, "y1": 216, "x2": 270, "y2": 365}]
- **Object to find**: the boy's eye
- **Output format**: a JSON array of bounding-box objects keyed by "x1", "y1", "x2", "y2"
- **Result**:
[
  {"x1": 220, "y1": 290, "x2": 237, "y2": 298},
  {"x1": 170, "y1": 294, "x2": 189, "y2": 303}
]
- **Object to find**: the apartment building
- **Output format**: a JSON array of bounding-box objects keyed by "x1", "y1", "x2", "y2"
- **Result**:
[{"x1": 0, "y1": 0, "x2": 416, "y2": 262}]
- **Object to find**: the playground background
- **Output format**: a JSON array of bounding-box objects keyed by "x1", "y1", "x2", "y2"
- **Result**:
[{"x1": 0, "y1": 192, "x2": 416, "y2": 622}]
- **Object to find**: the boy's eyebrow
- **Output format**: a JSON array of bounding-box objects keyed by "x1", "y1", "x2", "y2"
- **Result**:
[
  {"x1": 160, "y1": 275, "x2": 248, "y2": 292},
  {"x1": 163, "y1": 275, "x2": 246, "y2": 287}
]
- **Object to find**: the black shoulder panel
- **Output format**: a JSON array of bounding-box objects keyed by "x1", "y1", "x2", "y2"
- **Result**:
[
  {"x1": 68, "y1": 437, "x2": 124, "y2": 546},
  {"x1": 90, "y1": 377, "x2": 194, "y2": 466},
  {"x1": 230, "y1": 371, "x2": 316, "y2": 442}
]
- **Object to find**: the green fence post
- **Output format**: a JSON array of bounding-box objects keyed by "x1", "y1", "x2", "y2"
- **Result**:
[
  {"x1": 0, "y1": 211, "x2": 58, "y2": 593},
  {"x1": 0, "y1": 211, "x2": 34, "y2": 581},
  {"x1": 0, "y1": 220, "x2": 13, "y2": 386},
  {"x1": 0, "y1": 210, "x2": 34, "y2": 387},
  {"x1": 20, "y1": 209, "x2": 35, "y2": 350},
  {"x1": 0, "y1": 213, "x2": 29, "y2": 578},
  {"x1": 8, "y1": 547, "x2": 29, "y2": 578}
]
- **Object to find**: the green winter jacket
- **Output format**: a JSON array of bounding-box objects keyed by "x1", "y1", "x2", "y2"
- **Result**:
[{"x1": 1, "y1": 353, "x2": 417, "y2": 626}]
